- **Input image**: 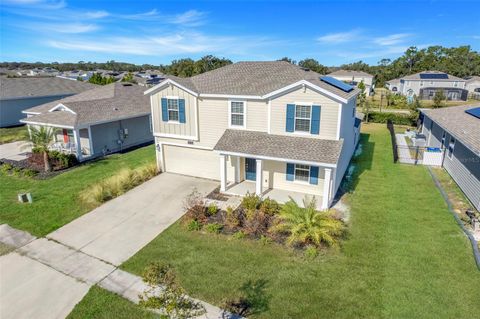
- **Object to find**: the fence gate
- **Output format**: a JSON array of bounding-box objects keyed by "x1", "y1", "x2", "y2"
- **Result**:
[{"x1": 396, "y1": 145, "x2": 425, "y2": 165}]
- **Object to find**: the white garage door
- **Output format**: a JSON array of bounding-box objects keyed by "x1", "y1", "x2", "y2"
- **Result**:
[{"x1": 163, "y1": 145, "x2": 220, "y2": 180}]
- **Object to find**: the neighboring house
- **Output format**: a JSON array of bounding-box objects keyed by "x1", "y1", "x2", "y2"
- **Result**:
[
  {"x1": 465, "y1": 76, "x2": 480, "y2": 98},
  {"x1": 21, "y1": 82, "x2": 153, "y2": 161},
  {"x1": 386, "y1": 71, "x2": 468, "y2": 101},
  {"x1": 420, "y1": 105, "x2": 480, "y2": 211},
  {"x1": 0, "y1": 76, "x2": 96, "y2": 127},
  {"x1": 328, "y1": 70, "x2": 375, "y2": 96},
  {"x1": 145, "y1": 61, "x2": 361, "y2": 210}
]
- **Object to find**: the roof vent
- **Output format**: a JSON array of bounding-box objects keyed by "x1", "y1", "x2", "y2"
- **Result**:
[
  {"x1": 113, "y1": 107, "x2": 119, "y2": 111},
  {"x1": 122, "y1": 83, "x2": 133, "y2": 86},
  {"x1": 300, "y1": 67, "x2": 310, "y2": 72}
]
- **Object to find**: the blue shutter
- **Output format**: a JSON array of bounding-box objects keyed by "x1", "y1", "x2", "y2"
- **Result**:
[
  {"x1": 311, "y1": 105, "x2": 321, "y2": 135},
  {"x1": 179, "y1": 99, "x2": 186, "y2": 123},
  {"x1": 161, "y1": 98, "x2": 168, "y2": 122},
  {"x1": 309, "y1": 166, "x2": 319, "y2": 185},
  {"x1": 286, "y1": 104, "x2": 295, "y2": 132},
  {"x1": 286, "y1": 163, "x2": 294, "y2": 181}
]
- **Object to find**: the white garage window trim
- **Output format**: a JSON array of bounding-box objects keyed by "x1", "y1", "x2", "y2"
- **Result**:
[{"x1": 228, "y1": 100, "x2": 247, "y2": 129}]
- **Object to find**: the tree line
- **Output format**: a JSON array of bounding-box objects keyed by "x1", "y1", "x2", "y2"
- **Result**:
[{"x1": 1, "y1": 45, "x2": 478, "y2": 86}]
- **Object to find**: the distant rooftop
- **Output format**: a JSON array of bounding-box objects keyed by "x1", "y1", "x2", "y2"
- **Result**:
[
  {"x1": 22, "y1": 82, "x2": 149, "y2": 127},
  {"x1": 420, "y1": 105, "x2": 480, "y2": 155},
  {"x1": 328, "y1": 69, "x2": 373, "y2": 78},
  {"x1": 0, "y1": 76, "x2": 96, "y2": 99},
  {"x1": 401, "y1": 71, "x2": 464, "y2": 82}
]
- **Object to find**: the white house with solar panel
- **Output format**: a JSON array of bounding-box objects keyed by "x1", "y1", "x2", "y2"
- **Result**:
[
  {"x1": 386, "y1": 71, "x2": 468, "y2": 101},
  {"x1": 420, "y1": 105, "x2": 480, "y2": 211},
  {"x1": 144, "y1": 61, "x2": 362, "y2": 210}
]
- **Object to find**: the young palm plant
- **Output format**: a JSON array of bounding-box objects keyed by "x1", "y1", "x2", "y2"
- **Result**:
[
  {"x1": 28, "y1": 126, "x2": 57, "y2": 172},
  {"x1": 272, "y1": 196, "x2": 344, "y2": 248}
]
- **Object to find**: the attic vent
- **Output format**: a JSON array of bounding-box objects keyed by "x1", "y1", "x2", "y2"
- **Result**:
[
  {"x1": 113, "y1": 107, "x2": 119, "y2": 111},
  {"x1": 300, "y1": 67, "x2": 310, "y2": 72},
  {"x1": 122, "y1": 83, "x2": 133, "y2": 86}
]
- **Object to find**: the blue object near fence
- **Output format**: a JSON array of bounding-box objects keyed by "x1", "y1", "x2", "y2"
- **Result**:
[{"x1": 426, "y1": 147, "x2": 441, "y2": 152}]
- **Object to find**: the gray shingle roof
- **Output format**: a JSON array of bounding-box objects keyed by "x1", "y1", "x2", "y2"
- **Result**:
[
  {"x1": 214, "y1": 129, "x2": 343, "y2": 165},
  {"x1": 162, "y1": 61, "x2": 359, "y2": 100},
  {"x1": 420, "y1": 105, "x2": 480, "y2": 155},
  {"x1": 21, "y1": 83, "x2": 150, "y2": 127},
  {"x1": 466, "y1": 76, "x2": 480, "y2": 84},
  {"x1": 328, "y1": 70, "x2": 373, "y2": 78},
  {"x1": 401, "y1": 71, "x2": 465, "y2": 82},
  {"x1": 0, "y1": 76, "x2": 96, "y2": 99}
]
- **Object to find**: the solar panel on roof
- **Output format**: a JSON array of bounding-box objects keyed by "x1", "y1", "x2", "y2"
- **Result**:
[
  {"x1": 419, "y1": 73, "x2": 449, "y2": 80},
  {"x1": 465, "y1": 107, "x2": 480, "y2": 119},
  {"x1": 320, "y1": 76, "x2": 354, "y2": 93}
]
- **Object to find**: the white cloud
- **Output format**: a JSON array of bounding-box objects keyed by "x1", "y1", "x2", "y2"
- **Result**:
[
  {"x1": 169, "y1": 10, "x2": 207, "y2": 26},
  {"x1": 317, "y1": 29, "x2": 362, "y2": 44},
  {"x1": 3, "y1": 0, "x2": 66, "y2": 9},
  {"x1": 373, "y1": 33, "x2": 412, "y2": 46},
  {"x1": 47, "y1": 32, "x2": 279, "y2": 57},
  {"x1": 85, "y1": 10, "x2": 109, "y2": 19}
]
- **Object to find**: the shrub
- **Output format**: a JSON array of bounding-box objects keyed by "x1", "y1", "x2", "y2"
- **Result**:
[
  {"x1": 22, "y1": 169, "x2": 38, "y2": 178},
  {"x1": 79, "y1": 163, "x2": 159, "y2": 207},
  {"x1": 233, "y1": 231, "x2": 246, "y2": 239},
  {"x1": 205, "y1": 223, "x2": 223, "y2": 234},
  {"x1": 271, "y1": 196, "x2": 345, "y2": 248},
  {"x1": 259, "y1": 198, "x2": 280, "y2": 215},
  {"x1": 304, "y1": 246, "x2": 319, "y2": 259},
  {"x1": 183, "y1": 189, "x2": 208, "y2": 224},
  {"x1": 207, "y1": 202, "x2": 218, "y2": 216},
  {"x1": 12, "y1": 167, "x2": 22, "y2": 176},
  {"x1": 225, "y1": 206, "x2": 240, "y2": 228},
  {"x1": 241, "y1": 192, "x2": 262, "y2": 211},
  {"x1": 1, "y1": 163, "x2": 13, "y2": 173},
  {"x1": 244, "y1": 211, "x2": 271, "y2": 237},
  {"x1": 365, "y1": 111, "x2": 417, "y2": 126},
  {"x1": 187, "y1": 220, "x2": 202, "y2": 231}
]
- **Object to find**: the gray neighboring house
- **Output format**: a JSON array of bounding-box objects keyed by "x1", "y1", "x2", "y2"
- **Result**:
[
  {"x1": 21, "y1": 82, "x2": 153, "y2": 161},
  {"x1": 386, "y1": 71, "x2": 468, "y2": 101},
  {"x1": 465, "y1": 76, "x2": 480, "y2": 97},
  {"x1": 0, "y1": 76, "x2": 96, "y2": 127},
  {"x1": 328, "y1": 70, "x2": 375, "y2": 96},
  {"x1": 420, "y1": 105, "x2": 480, "y2": 210}
]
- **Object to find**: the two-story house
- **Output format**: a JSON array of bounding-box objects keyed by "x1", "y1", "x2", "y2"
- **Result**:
[
  {"x1": 386, "y1": 71, "x2": 468, "y2": 101},
  {"x1": 328, "y1": 70, "x2": 375, "y2": 96},
  {"x1": 145, "y1": 61, "x2": 361, "y2": 210}
]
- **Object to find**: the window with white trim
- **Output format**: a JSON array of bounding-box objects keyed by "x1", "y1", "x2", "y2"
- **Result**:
[
  {"x1": 447, "y1": 137, "x2": 455, "y2": 159},
  {"x1": 294, "y1": 164, "x2": 310, "y2": 182},
  {"x1": 167, "y1": 98, "x2": 179, "y2": 122},
  {"x1": 295, "y1": 105, "x2": 311, "y2": 132},
  {"x1": 441, "y1": 131, "x2": 446, "y2": 149},
  {"x1": 230, "y1": 101, "x2": 245, "y2": 127}
]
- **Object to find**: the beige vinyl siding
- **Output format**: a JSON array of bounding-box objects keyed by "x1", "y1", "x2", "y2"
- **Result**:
[
  {"x1": 270, "y1": 87, "x2": 339, "y2": 139},
  {"x1": 263, "y1": 161, "x2": 324, "y2": 195},
  {"x1": 151, "y1": 85, "x2": 197, "y2": 137},
  {"x1": 197, "y1": 98, "x2": 268, "y2": 147}
]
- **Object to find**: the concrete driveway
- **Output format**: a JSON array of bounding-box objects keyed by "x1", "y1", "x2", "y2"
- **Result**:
[
  {"x1": 48, "y1": 172, "x2": 218, "y2": 265},
  {"x1": 0, "y1": 141, "x2": 31, "y2": 161}
]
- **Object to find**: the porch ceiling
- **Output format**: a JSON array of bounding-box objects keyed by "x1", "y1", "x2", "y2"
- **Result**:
[{"x1": 214, "y1": 129, "x2": 342, "y2": 165}]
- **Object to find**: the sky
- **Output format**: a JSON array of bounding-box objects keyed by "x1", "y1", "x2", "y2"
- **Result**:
[{"x1": 1, "y1": 0, "x2": 479, "y2": 66}]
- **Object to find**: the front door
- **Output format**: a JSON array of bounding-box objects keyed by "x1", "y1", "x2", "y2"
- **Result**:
[{"x1": 245, "y1": 158, "x2": 256, "y2": 181}]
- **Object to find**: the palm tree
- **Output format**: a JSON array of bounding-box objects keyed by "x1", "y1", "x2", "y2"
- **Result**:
[
  {"x1": 272, "y1": 196, "x2": 344, "y2": 247},
  {"x1": 28, "y1": 126, "x2": 56, "y2": 172}
]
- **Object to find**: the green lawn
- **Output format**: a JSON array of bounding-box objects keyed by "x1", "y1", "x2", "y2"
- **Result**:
[
  {"x1": 67, "y1": 286, "x2": 156, "y2": 319},
  {"x1": 0, "y1": 125, "x2": 28, "y2": 144},
  {"x1": 116, "y1": 124, "x2": 480, "y2": 318},
  {"x1": 0, "y1": 145, "x2": 155, "y2": 237}
]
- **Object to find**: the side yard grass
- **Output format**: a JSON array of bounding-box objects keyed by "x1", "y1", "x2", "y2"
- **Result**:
[
  {"x1": 0, "y1": 125, "x2": 28, "y2": 144},
  {"x1": 115, "y1": 123, "x2": 480, "y2": 318},
  {"x1": 0, "y1": 145, "x2": 155, "y2": 237}
]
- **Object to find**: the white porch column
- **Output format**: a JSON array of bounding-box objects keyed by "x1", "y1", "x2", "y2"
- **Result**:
[
  {"x1": 322, "y1": 168, "x2": 332, "y2": 210},
  {"x1": 73, "y1": 129, "x2": 82, "y2": 161},
  {"x1": 235, "y1": 156, "x2": 241, "y2": 183},
  {"x1": 255, "y1": 159, "x2": 263, "y2": 195},
  {"x1": 220, "y1": 154, "x2": 227, "y2": 192}
]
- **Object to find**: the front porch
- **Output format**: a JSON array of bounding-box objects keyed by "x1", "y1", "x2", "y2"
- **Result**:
[{"x1": 224, "y1": 180, "x2": 324, "y2": 210}]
